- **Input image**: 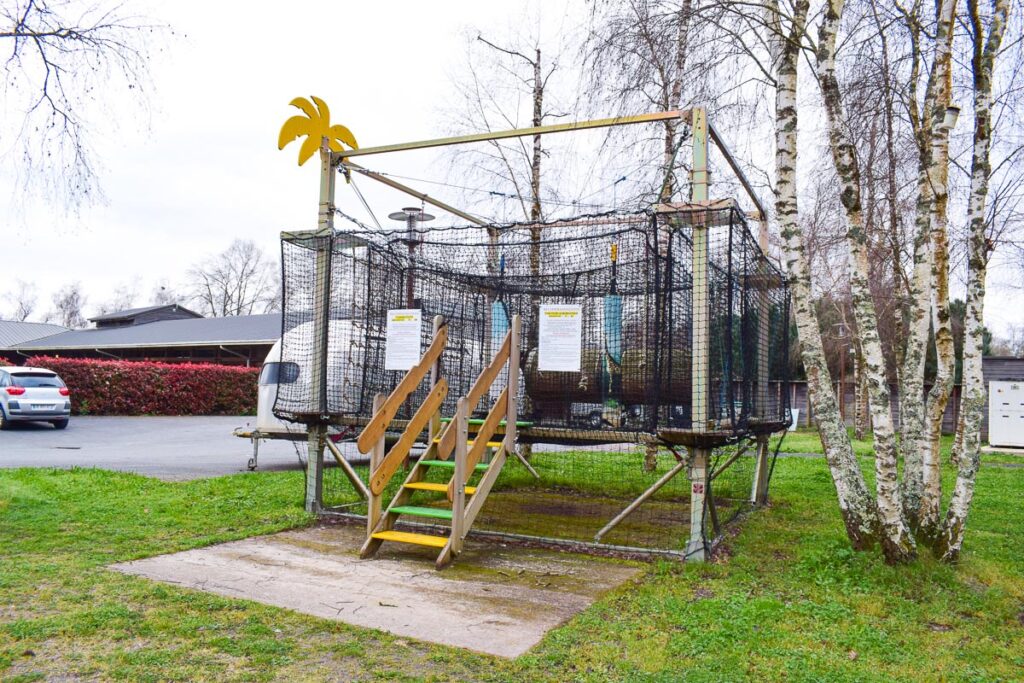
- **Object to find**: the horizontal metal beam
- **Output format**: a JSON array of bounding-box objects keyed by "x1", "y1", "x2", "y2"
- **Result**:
[
  {"x1": 707, "y1": 121, "x2": 767, "y2": 221},
  {"x1": 333, "y1": 110, "x2": 690, "y2": 160},
  {"x1": 342, "y1": 161, "x2": 488, "y2": 226}
]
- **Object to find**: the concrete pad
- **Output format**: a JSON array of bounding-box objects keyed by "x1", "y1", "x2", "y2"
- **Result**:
[{"x1": 111, "y1": 524, "x2": 641, "y2": 658}]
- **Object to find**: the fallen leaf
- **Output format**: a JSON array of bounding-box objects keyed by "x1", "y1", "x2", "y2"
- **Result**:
[{"x1": 848, "y1": 650, "x2": 858, "y2": 661}]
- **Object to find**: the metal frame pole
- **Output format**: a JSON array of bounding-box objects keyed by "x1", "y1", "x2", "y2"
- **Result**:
[
  {"x1": 751, "y1": 218, "x2": 773, "y2": 505},
  {"x1": 688, "y1": 107, "x2": 710, "y2": 562},
  {"x1": 325, "y1": 439, "x2": 370, "y2": 501},
  {"x1": 332, "y1": 111, "x2": 688, "y2": 160},
  {"x1": 306, "y1": 137, "x2": 336, "y2": 514},
  {"x1": 343, "y1": 162, "x2": 488, "y2": 226},
  {"x1": 366, "y1": 393, "x2": 385, "y2": 537},
  {"x1": 451, "y1": 398, "x2": 468, "y2": 556},
  {"x1": 596, "y1": 457, "x2": 689, "y2": 542}
]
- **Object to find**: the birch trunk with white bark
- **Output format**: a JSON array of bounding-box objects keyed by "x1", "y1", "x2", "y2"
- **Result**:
[
  {"x1": 770, "y1": 0, "x2": 879, "y2": 549},
  {"x1": 937, "y1": 0, "x2": 1010, "y2": 562},
  {"x1": 919, "y1": 0, "x2": 960, "y2": 541},
  {"x1": 899, "y1": 0, "x2": 958, "y2": 529},
  {"x1": 660, "y1": 0, "x2": 693, "y2": 202},
  {"x1": 817, "y1": 0, "x2": 915, "y2": 563}
]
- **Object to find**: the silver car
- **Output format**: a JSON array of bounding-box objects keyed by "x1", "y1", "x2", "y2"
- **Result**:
[{"x1": 0, "y1": 367, "x2": 72, "y2": 430}]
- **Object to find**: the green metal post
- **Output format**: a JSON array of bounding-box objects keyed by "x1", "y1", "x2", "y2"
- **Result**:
[
  {"x1": 688, "y1": 107, "x2": 710, "y2": 562},
  {"x1": 305, "y1": 137, "x2": 336, "y2": 514},
  {"x1": 751, "y1": 218, "x2": 772, "y2": 505}
]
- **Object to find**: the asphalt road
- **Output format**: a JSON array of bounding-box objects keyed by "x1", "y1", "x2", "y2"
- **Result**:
[{"x1": 0, "y1": 416, "x2": 317, "y2": 481}]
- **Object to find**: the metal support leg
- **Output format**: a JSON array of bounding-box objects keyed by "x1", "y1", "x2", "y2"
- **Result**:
[
  {"x1": 305, "y1": 426, "x2": 324, "y2": 513},
  {"x1": 596, "y1": 456, "x2": 689, "y2": 542},
  {"x1": 750, "y1": 434, "x2": 771, "y2": 505},
  {"x1": 686, "y1": 446, "x2": 709, "y2": 562},
  {"x1": 247, "y1": 435, "x2": 260, "y2": 471}
]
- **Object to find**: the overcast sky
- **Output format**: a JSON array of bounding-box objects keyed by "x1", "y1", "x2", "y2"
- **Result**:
[
  {"x1": 1, "y1": 0, "x2": 564, "y2": 319},
  {"x1": 2, "y1": 0, "x2": 1021, "y2": 339}
]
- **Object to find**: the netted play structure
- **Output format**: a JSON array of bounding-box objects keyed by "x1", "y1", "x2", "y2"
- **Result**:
[
  {"x1": 272, "y1": 103, "x2": 791, "y2": 566},
  {"x1": 276, "y1": 206, "x2": 789, "y2": 438}
]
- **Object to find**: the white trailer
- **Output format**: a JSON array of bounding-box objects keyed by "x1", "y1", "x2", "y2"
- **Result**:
[
  {"x1": 988, "y1": 380, "x2": 1024, "y2": 448},
  {"x1": 235, "y1": 320, "x2": 368, "y2": 470}
]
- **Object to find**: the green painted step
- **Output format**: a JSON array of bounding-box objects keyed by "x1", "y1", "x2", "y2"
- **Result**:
[
  {"x1": 420, "y1": 459, "x2": 489, "y2": 471},
  {"x1": 390, "y1": 505, "x2": 454, "y2": 520},
  {"x1": 440, "y1": 417, "x2": 533, "y2": 427}
]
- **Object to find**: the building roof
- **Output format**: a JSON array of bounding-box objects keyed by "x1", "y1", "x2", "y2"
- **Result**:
[
  {"x1": 12, "y1": 314, "x2": 282, "y2": 351},
  {"x1": 88, "y1": 303, "x2": 202, "y2": 323},
  {"x1": 0, "y1": 320, "x2": 70, "y2": 349}
]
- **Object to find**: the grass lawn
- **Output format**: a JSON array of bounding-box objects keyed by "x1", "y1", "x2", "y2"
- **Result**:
[
  {"x1": 1, "y1": 457, "x2": 1022, "y2": 681},
  {"x1": 773, "y1": 427, "x2": 1024, "y2": 464}
]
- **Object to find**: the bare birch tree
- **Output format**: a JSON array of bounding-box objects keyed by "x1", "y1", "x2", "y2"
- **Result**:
[
  {"x1": 186, "y1": 240, "x2": 279, "y2": 317},
  {"x1": 583, "y1": 0, "x2": 705, "y2": 200},
  {"x1": 0, "y1": 0, "x2": 165, "y2": 211},
  {"x1": 93, "y1": 280, "x2": 138, "y2": 316},
  {"x1": 816, "y1": 0, "x2": 916, "y2": 561},
  {"x1": 896, "y1": 0, "x2": 959, "y2": 531},
  {"x1": 3, "y1": 280, "x2": 38, "y2": 321},
  {"x1": 768, "y1": 0, "x2": 882, "y2": 549},
  {"x1": 150, "y1": 280, "x2": 179, "y2": 306},
  {"x1": 46, "y1": 282, "x2": 87, "y2": 328},
  {"x1": 936, "y1": 0, "x2": 1012, "y2": 560}
]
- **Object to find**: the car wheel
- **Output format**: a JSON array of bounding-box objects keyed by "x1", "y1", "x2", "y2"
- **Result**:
[
  {"x1": 0, "y1": 406, "x2": 7, "y2": 430},
  {"x1": 52, "y1": 419, "x2": 69, "y2": 430},
  {"x1": 587, "y1": 411, "x2": 604, "y2": 429}
]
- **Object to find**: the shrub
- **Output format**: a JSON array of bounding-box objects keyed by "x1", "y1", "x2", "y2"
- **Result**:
[{"x1": 21, "y1": 356, "x2": 259, "y2": 416}]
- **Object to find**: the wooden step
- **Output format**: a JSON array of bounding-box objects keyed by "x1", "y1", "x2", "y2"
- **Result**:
[
  {"x1": 371, "y1": 530, "x2": 448, "y2": 548},
  {"x1": 432, "y1": 437, "x2": 503, "y2": 449},
  {"x1": 390, "y1": 505, "x2": 454, "y2": 520},
  {"x1": 405, "y1": 481, "x2": 476, "y2": 495},
  {"x1": 420, "y1": 459, "x2": 489, "y2": 472},
  {"x1": 440, "y1": 417, "x2": 533, "y2": 427}
]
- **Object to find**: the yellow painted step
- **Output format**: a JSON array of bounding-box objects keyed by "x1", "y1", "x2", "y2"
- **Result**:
[
  {"x1": 433, "y1": 438, "x2": 503, "y2": 449},
  {"x1": 371, "y1": 530, "x2": 448, "y2": 548},
  {"x1": 405, "y1": 481, "x2": 476, "y2": 495}
]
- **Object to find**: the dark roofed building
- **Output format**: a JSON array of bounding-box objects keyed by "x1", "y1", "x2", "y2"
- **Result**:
[
  {"x1": 0, "y1": 320, "x2": 69, "y2": 349},
  {"x1": 88, "y1": 304, "x2": 203, "y2": 329},
  {"x1": 3, "y1": 309, "x2": 280, "y2": 367}
]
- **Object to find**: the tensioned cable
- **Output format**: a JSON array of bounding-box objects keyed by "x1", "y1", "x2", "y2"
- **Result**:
[{"x1": 349, "y1": 176, "x2": 383, "y2": 230}]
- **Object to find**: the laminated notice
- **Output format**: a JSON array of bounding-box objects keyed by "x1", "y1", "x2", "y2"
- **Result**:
[
  {"x1": 538, "y1": 304, "x2": 583, "y2": 372},
  {"x1": 384, "y1": 309, "x2": 422, "y2": 370}
]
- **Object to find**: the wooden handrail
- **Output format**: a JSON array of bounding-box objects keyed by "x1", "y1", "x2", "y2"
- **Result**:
[
  {"x1": 369, "y1": 379, "x2": 448, "y2": 495},
  {"x1": 435, "y1": 329, "x2": 511, "y2": 461},
  {"x1": 448, "y1": 387, "x2": 508, "y2": 501},
  {"x1": 357, "y1": 324, "x2": 448, "y2": 454}
]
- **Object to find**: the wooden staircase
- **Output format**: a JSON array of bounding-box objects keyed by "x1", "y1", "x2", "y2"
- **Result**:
[{"x1": 357, "y1": 314, "x2": 522, "y2": 569}]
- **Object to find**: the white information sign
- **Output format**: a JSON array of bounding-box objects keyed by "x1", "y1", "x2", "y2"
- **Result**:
[
  {"x1": 384, "y1": 309, "x2": 422, "y2": 370},
  {"x1": 538, "y1": 304, "x2": 583, "y2": 372}
]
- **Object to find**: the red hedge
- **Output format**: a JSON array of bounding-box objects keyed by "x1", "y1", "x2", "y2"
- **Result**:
[{"x1": 19, "y1": 356, "x2": 259, "y2": 416}]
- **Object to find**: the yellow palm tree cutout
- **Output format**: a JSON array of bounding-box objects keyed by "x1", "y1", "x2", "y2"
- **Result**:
[{"x1": 278, "y1": 96, "x2": 358, "y2": 166}]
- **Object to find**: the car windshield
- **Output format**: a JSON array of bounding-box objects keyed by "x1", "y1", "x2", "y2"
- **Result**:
[
  {"x1": 12, "y1": 373, "x2": 65, "y2": 388},
  {"x1": 259, "y1": 362, "x2": 300, "y2": 386}
]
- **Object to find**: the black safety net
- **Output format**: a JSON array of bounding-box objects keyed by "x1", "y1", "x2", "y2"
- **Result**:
[{"x1": 275, "y1": 205, "x2": 789, "y2": 444}]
